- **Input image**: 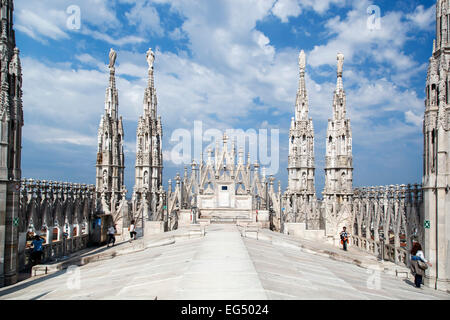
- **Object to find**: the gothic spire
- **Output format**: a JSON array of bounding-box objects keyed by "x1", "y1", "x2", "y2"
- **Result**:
[
  {"x1": 295, "y1": 50, "x2": 308, "y2": 121},
  {"x1": 288, "y1": 49, "x2": 315, "y2": 196},
  {"x1": 1, "y1": 0, "x2": 14, "y2": 44},
  {"x1": 105, "y1": 48, "x2": 118, "y2": 119},
  {"x1": 333, "y1": 53, "x2": 346, "y2": 120},
  {"x1": 436, "y1": 0, "x2": 449, "y2": 51},
  {"x1": 143, "y1": 48, "x2": 157, "y2": 119}
]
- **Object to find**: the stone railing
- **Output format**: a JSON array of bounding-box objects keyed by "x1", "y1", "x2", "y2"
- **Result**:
[
  {"x1": 24, "y1": 234, "x2": 90, "y2": 270},
  {"x1": 18, "y1": 179, "x2": 96, "y2": 270},
  {"x1": 350, "y1": 234, "x2": 409, "y2": 266},
  {"x1": 351, "y1": 184, "x2": 423, "y2": 267}
]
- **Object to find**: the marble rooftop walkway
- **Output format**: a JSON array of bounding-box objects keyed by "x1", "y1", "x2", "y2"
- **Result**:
[{"x1": 0, "y1": 224, "x2": 449, "y2": 300}]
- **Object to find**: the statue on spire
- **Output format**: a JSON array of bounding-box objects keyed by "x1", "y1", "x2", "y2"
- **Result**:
[
  {"x1": 299, "y1": 50, "x2": 306, "y2": 72},
  {"x1": 109, "y1": 48, "x2": 117, "y2": 69},
  {"x1": 146, "y1": 48, "x2": 155, "y2": 70},
  {"x1": 337, "y1": 53, "x2": 344, "y2": 74}
]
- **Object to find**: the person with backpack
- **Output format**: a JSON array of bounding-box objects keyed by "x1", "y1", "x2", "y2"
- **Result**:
[
  {"x1": 410, "y1": 242, "x2": 432, "y2": 288},
  {"x1": 129, "y1": 220, "x2": 137, "y2": 242},
  {"x1": 31, "y1": 234, "x2": 45, "y2": 265},
  {"x1": 340, "y1": 226, "x2": 349, "y2": 251},
  {"x1": 107, "y1": 224, "x2": 116, "y2": 247}
]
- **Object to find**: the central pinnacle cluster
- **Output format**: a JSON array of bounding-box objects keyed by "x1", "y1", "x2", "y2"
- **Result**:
[
  {"x1": 95, "y1": 48, "x2": 163, "y2": 228},
  {"x1": 286, "y1": 50, "x2": 353, "y2": 228}
]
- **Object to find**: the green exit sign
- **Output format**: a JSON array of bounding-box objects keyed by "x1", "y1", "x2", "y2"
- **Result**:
[{"x1": 424, "y1": 220, "x2": 431, "y2": 229}]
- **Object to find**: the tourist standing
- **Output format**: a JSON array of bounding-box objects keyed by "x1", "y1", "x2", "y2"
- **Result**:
[
  {"x1": 107, "y1": 224, "x2": 116, "y2": 247},
  {"x1": 129, "y1": 220, "x2": 137, "y2": 242},
  {"x1": 340, "y1": 227, "x2": 349, "y2": 251},
  {"x1": 31, "y1": 235, "x2": 45, "y2": 265},
  {"x1": 410, "y1": 242, "x2": 432, "y2": 288}
]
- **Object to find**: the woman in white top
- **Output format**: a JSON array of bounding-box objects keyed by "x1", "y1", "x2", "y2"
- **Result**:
[
  {"x1": 410, "y1": 242, "x2": 432, "y2": 288},
  {"x1": 107, "y1": 225, "x2": 116, "y2": 247},
  {"x1": 129, "y1": 220, "x2": 137, "y2": 242}
]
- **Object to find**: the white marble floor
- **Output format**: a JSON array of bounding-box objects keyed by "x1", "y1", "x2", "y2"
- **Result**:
[{"x1": 0, "y1": 224, "x2": 448, "y2": 300}]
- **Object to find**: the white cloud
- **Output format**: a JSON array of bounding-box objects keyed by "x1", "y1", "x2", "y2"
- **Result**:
[
  {"x1": 125, "y1": 2, "x2": 164, "y2": 36},
  {"x1": 300, "y1": 0, "x2": 344, "y2": 14},
  {"x1": 82, "y1": 29, "x2": 147, "y2": 46},
  {"x1": 168, "y1": 27, "x2": 187, "y2": 40},
  {"x1": 406, "y1": 5, "x2": 435, "y2": 31},
  {"x1": 308, "y1": 5, "x2": 414, "y2": 69},
  {"x1": 405, "y1": 110, "x2": 423, "y2": 127},
  {"x1": 15, "y1": 0, "x2": 125, "y2": 44},
  {"x1": 272, "y1": 0, "x2": 302, "y2": 23},
  {"x1": 24, "y1": 125, "x2": 97, "y2": 146},
  {"x1": 16, "y1": 9, "x2": 69, "y2": 42}
]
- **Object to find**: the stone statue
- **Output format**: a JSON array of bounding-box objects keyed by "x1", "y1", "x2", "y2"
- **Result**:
[
  {"x1": 143, "y1": 171, "x2": 149, "y2": 186},
  {"x1": 146, "y1": 48, "x2": 155, "y2": 69},
  {"x1": 337, "y1": 53, "x2": 344, "y2": 74},
  {"x1": 101, "y1": 191, "x2": 111, "y2": 215},
  {"x1": 299, "y1": 50, "x2": 306, "y2": 71},
  {"x1": 109, "y1": 48, "x2": 117, "y2": 69},
  {"x1": 341, "y1": 172, "x2": 346, "y2": 190},
  {"x1": 103, "y1": 170, "x2": 108, "y2": 187}
]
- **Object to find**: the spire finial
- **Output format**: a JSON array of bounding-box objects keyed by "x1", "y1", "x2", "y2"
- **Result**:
[
  {"x1": 109, "y1": 48, "x2": 117, "y2": 69},
  {"x1": 337, "y1": 52, "x2": 344, "y2": 76},
  {"x1": 296, "y1": 50, "x2": 308, "y2": 120},
  {"x1": 146, "y1": 48, "x2": 155, "y2": 70},
  {"x1": 336, "y1": 53, "x2": 344, "y2": 91},
  {"x1": 299, "y1": 50, "x2": 306, "y2": 73}
]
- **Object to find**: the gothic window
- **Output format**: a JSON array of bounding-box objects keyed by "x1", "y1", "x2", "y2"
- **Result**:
[
  {"x1": 73, "y1": 225, "x2": 78, "y2": 237},
  {"x1": 425, "y1": 132, "x2": 429, "y2": 174},
  {"x1": 431, "y1": 129, "x2": 436, "y2": 172},
  {"x1": 52, "y1": 227, "x2": 60, "y2": 242},
  {"x1": 9, "y1": 148, "x2": 14, "y2": 169},
  {"x1": 342, "y1": 135, "x2": 346, "y2": 153},
  {"x1": 10, "y1": 74, "x2": 15, "y2": 96},
  {"x1": 432, "y1": 83, "x2": 436, "y2": 105},
  {"x1": 446, "y1": 79, "x2": 449, "y2": 104},
  {"x1": 104, "y1": 132, "x2": 109, "y2": 150},
  {"x1": 432, "y1": 84, "x2": 437, "y2": 105}
]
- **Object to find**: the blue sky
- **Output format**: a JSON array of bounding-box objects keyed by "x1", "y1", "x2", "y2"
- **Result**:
[{"x1": 16, "y1": 0, "x2": 436, "y2": 197}]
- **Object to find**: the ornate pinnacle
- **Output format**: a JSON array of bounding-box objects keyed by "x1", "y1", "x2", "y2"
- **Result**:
[
  {"x1": 146, "y1": 48, "x2": 155, "y2": 70},
  {"x1": 109, "y1": 48, "x2": 117, "y2": 70},
  {"x1": 299, "y1": 50, "x2": 306, "y2": 74},
  {"x1": 336, "y1": 52, "x2": 345, "y2": 92},
  {"x1": 337, "y1": 53, "x2": 344, "y2": 76}
]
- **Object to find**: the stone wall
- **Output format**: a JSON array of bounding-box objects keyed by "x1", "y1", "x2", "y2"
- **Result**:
[
  {"x1": 350, "y1": 184, "x2": 423, "y2": 267},
  {"x1": 18, "y1": 179, "x2": 96, "y2": 271}
]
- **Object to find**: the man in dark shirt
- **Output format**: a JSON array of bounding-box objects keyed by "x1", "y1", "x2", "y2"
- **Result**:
[
  {"x1": 31, "y1": 235, "x2": 45, "y2": 265},
  {"x1": 340, "y1": 227, "x2": 349, "y2": 251}
]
